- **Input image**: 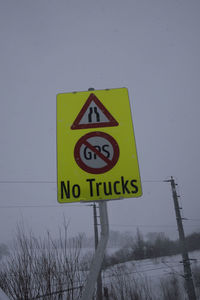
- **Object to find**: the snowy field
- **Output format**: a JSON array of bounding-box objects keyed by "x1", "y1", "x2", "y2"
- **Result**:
[
  {"x1": 1, "y1": 247, "x2": 200, "y2": 299},
  {"x1": 101, "y1": 249, "x2": 200, "y2": 299}
]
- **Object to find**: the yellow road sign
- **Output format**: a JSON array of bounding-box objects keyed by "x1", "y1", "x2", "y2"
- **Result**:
[{"x1": 57, "y1": 88, "x2": 142, "y2": 203}]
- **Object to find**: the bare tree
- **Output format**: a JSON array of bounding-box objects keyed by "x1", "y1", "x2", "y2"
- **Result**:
[{"x1": 0, "y1": 222, "x2": 86, "y2": 300}]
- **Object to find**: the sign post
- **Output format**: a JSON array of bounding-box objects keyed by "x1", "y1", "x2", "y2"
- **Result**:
[
  {"x1": 57, "y1": 88, "x2": 142, "y2": 299},
  {"x1": 81, "y1": 200, "x2": 109, "y2": 300}
]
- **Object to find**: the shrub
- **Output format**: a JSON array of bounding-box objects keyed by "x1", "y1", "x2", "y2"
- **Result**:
[{"x1": 0, "y1": 223, "x2": 86, "y2": 300}]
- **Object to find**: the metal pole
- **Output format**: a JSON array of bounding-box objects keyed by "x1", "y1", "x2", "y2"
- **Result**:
[
  {"x1": 81, "y1": 201, "x2": 109, "y2": 300},
  {"x1": 93, "y1": 203, "x2": 103, "y2": 300},
  {"x1": 0, "y1": 288, "x2": 11, "y2": 300},
  {"x1": 93, "y1": 203, "x2": 99, "y2": 247},
  {"x1": 166, "y1": 176, "x2": 196, "y2": 300}
]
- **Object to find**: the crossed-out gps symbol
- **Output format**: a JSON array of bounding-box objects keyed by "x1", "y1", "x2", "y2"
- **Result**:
[{"x1": 74, "y1": 131, "x2": 120, "y2": 174}]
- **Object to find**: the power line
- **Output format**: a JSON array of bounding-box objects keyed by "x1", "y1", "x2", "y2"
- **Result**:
[
  {"x1": 0, "y1": 203, "x2": 199, "y2": 230},
  {"x1": 142, "y1": 180, "x2": 166, "y2": 183},
  {"x1": 31, "y1": 285, "x2": 83, "y2": 299},
  {"x1": 102, "y1": 258, "x2": 200, "y2": 280},
  {"x1": 0, "y1": 204, "x2": 199, "y2": 229},
  {"x1": 0, "y1": 204, "x2": 89, "y2": 208},
  {"x1": 0, "y1": 179, "x2": 166, "y2": 184},
  {"x1": 110, "y1": 223, "x2": 177, "y2": 228},
  {"x1": 0, "y1": 181, "x2": 56, "y2": 184},
  {"x1": 102, "y1": 264, "x2": 183, "y2": 279},
  {"x1": 109, "y1": 223, "x2": 200, "y2": 229}
]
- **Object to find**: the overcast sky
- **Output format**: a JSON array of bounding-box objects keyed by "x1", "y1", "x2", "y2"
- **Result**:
[{"x1": 0, "y1": 0, "x2": 200, "y2": 244}]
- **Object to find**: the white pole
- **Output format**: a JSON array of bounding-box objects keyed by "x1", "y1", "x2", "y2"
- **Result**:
[
  {"x1": 81, "y1": 201, "x2": 109, "y2": 300},
  {"x1": 0, "y1": 288, "x2": 11, "y2": 300}
]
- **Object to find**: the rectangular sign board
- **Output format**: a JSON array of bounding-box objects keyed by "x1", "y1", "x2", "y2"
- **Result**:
[{"x1": 57, "y1": 88, "x2": 142, "y2": 203}]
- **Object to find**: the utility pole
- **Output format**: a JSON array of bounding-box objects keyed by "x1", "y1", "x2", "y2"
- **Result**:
[
  {"x1": 93, "y1": 203, "x2": 103, "y2": 300},
  {"x1": 165, "y1": 176, "x2": 196, "y2": 300}
]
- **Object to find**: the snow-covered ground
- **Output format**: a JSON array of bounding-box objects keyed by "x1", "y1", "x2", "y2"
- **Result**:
[
  {"x1": 1, "y1": 247, "x2": 200, "y2": 299},
  {"x1": 105, "y1": 250, "x2": 200, "y2": 277},
  {"x1": 102, "y1": 250, "x2": 200, "y2": 299}
]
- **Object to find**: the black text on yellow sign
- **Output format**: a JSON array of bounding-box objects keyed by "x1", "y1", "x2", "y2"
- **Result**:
[
  {"x1": 57, "y1": 88, "x2": 142, "y2": 202},
  {"x1": 60, "y1": 176, "x2": 139, "y2": 200}
]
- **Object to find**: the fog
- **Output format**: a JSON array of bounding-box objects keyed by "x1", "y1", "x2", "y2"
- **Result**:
[{"x1": 0, "y1": 0, "x2": 200, "y2": 244}]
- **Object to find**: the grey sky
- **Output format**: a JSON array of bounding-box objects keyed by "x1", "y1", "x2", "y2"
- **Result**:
[{"x1": 0, "y1": 0, "x2": 200, "y2": 243}]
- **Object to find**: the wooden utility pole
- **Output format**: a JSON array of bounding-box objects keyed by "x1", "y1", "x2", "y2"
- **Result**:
[
  {"x1": 93, "y1": 203, "x2": 103, "y2": 300},
  {"x1": 165, "y1": 176, "x2": 196, "y2": 300}
]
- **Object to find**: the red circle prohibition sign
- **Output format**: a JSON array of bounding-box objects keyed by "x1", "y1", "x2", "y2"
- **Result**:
[{"x1": 74, "y1": 131, "x2": 120, "y2": 174}]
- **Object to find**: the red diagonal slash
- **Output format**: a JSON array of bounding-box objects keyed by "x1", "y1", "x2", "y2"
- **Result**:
[
  {"x1": 83, "y1": 140, "x2": 113, "y2": 167},
  {"x1": 74, "y1": 131, "x2": 119, "y2": 174}
]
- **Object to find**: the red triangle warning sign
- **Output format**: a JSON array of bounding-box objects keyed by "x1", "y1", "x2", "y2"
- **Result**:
[{"x1": 71, "y1": 93, "x2": 119, "y2": 130}]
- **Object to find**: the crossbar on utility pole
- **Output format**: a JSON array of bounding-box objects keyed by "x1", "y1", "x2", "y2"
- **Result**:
[
  {"x1": 165, "y1": 176, "x2": 196, "y2": 300},
  {"x1": 81, "y1": 201, "x2": 109, "y2": 300}
]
